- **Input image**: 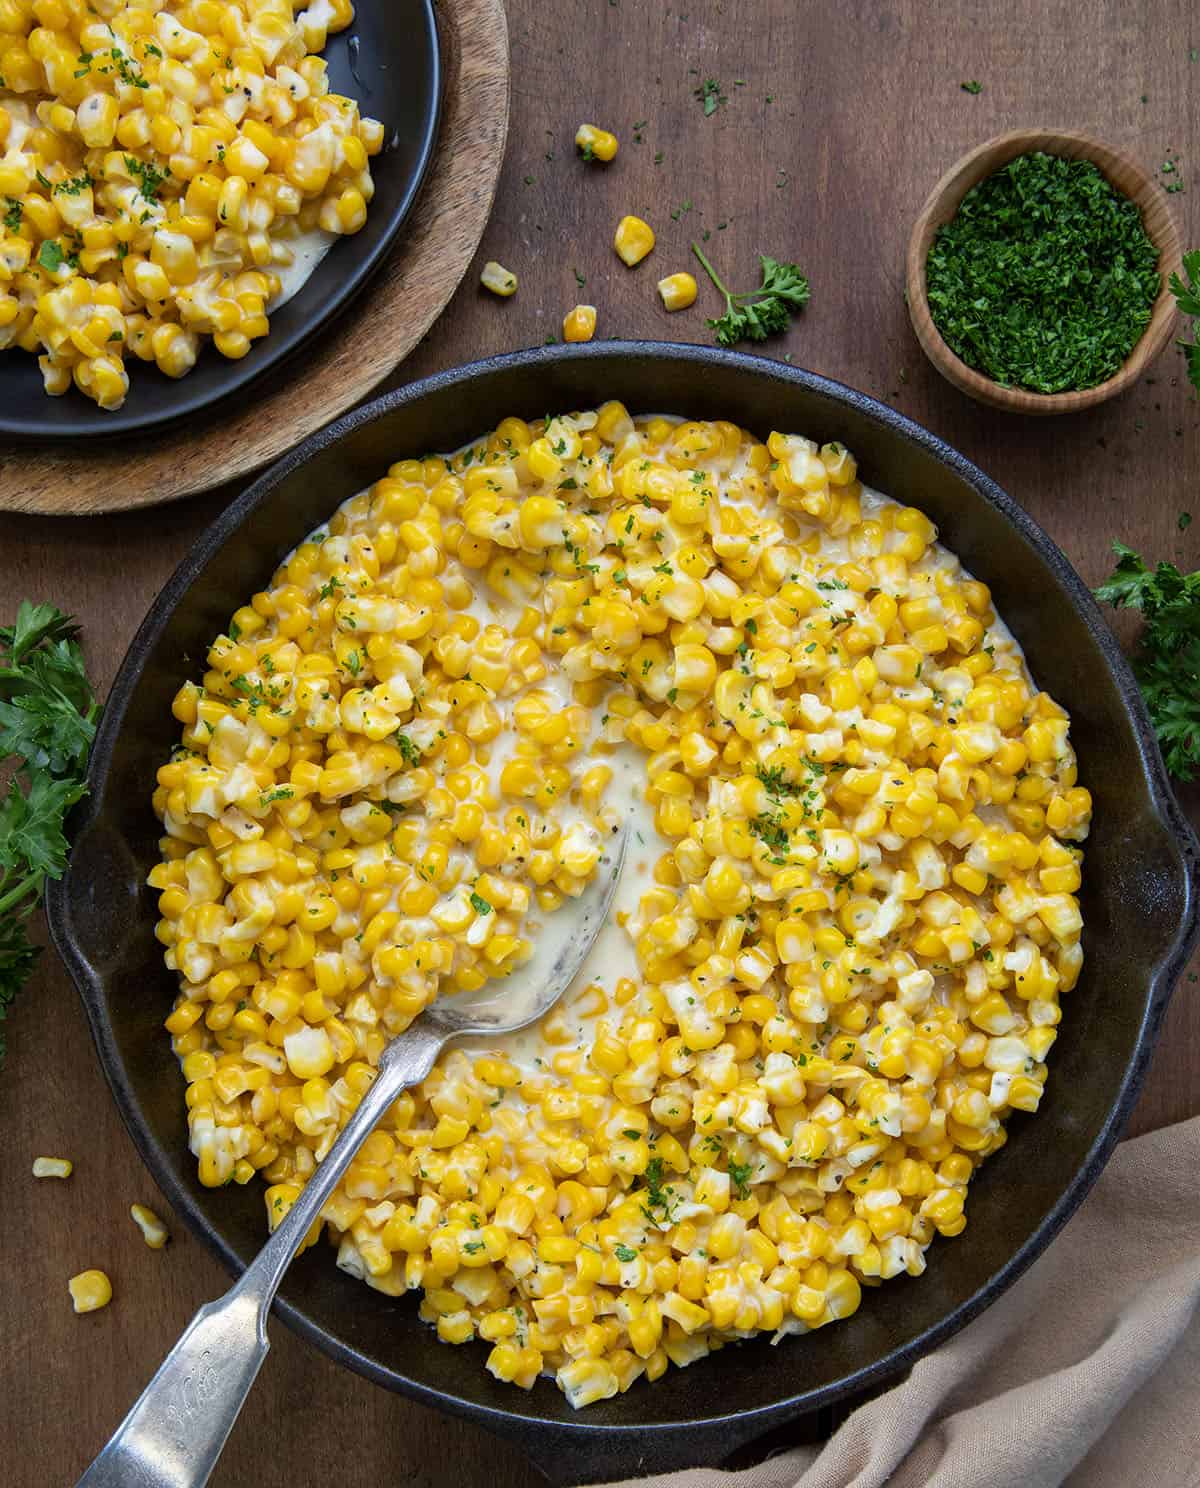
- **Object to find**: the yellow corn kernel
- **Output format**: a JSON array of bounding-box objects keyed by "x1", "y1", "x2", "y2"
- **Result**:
[
  {"x1": 130, "y1": 1204, "x2": 170, "y2": 1249},
  {"x1": 32, "y1": 1156, "x2": 74, "y2": 1179},
  {"x1": 575, "y1": 124, "x2": 619, "y2": 162},
  {"x1": 614, "y1": 215, "x2": 656, "y2": 267},
  {"x1": 563, "y1": 304, "x2": 597, "y2": 343},
  {"x1": 481, "y1": 261, "x2": 518, "y2": 297},
  {"x1": 653, "y1": 268, "x2": 699, "y2": 313},
  {"x1": 68, "y1": 1270, "x2": 112, "y2": 1314}
]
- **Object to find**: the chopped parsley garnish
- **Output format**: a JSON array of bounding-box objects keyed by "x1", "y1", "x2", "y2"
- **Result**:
[
  {"x1": 727, "y1": 1157, "x2": 754, "y2": 1200},
  {"x1": 259, "y1": 787, "x2": 294, "y2": 807},
  {"x1": 124, "y1": 154, "x2": 169, "y2": 201},
  {"x1": 749, "y1": 812, "x2": 789, "y2": 855},
  {"x1": 925, "y1": 152, "x2": 1160, "y2": 394},
  {"x1": 636, "y1": 1155, "x2": 679, "y2": 1224},
  {"x1": 3, "y1": 199, "x2": 21, "y2": 233},
  {"x1": 694, "y1": 77, "x2": 726, "y2": 115},
  {"x1": 113, "y1": 47, "x2": 149, "y2": 88},
  {"x1": 395, "y1": 733, "x2": 421, "y2": 766},
  {"x1": 614, "y1": 1244, "x2": 638, "y2": 1262},
  {"x1": 470, "y1": 891, "x2": 493, "y2": 916},
  {"x1": 757, "y1": 764, "x2": 803, "y2": 797}
]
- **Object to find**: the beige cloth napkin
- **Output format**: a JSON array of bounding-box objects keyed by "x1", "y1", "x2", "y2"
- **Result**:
[{"x1": 596, "y1": 1116, "x2": 1200, "y2": 1488}]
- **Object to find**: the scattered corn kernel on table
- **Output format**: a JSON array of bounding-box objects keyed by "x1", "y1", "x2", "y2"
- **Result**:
[{"x1": 1, "y1": 0, "x2": 1197, "y2": 1483}]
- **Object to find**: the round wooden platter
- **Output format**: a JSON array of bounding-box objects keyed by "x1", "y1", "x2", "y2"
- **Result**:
[{"x1": 0, "y1": 0, "x2": 509, "y2": 516}]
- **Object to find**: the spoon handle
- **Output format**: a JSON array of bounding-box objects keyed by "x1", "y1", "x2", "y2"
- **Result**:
[{"x1": 77, "y1": 1019, "x2": 447, "y2": 1488}]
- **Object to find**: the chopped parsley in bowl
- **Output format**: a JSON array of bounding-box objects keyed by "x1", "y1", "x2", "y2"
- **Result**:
[{"x1": 924, "y1": 152, "x2": 1161, "y2": 396}]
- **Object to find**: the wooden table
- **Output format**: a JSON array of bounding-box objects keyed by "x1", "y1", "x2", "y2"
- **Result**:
[{"x1": 2, "y1": 1, "x2": 1196, "y2": 1482}]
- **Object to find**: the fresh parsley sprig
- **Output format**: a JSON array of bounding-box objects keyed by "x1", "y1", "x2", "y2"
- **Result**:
[
  {"x1": 1168, "y1": 249, "x2": 1200, "y2": 396},
  {"x1": 1095, "y1": 544, "x2": 1200, "y2": 780},
  {"x1": 690, "y1": 243, "x2": 810, "y2": 348},
  {"x1": 0, "y1": 603, "x2": 98, "y2": 1068}
]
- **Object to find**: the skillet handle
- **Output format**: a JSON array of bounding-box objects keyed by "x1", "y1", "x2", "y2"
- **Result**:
[
  {"x1": 485, "y1": 1414, "x2": 788, "y2": 1488},
  {"x1": 44, "y1": 807, "x2": 139, "y2": 987},
  {"x1": 1152, "y1": 789, "x2": 1200, "y2": 974}
]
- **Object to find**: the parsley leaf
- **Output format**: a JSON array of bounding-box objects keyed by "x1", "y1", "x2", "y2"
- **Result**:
[
  {"x1": 1095, "y1": 542, "x2": 1200, "y2": 780},
  {"x1": 691, "y1": 243, "x2": 810, "y2": 347},
  {"x1": 614, "y1": 1244, "x2": 638, "y2": 1262},
  {"x1": 470, "y1": 891, "x2": 493, "y2": 916},
  {"x1": 694, "y1": 78, "x2": 726, "y2": 116},
  {"x1": 1168, "y1": 248, "x2": 1200, "y2": 397},
  {"x1": 37, "y1": 240, "x2": 66, "y2": 273}
]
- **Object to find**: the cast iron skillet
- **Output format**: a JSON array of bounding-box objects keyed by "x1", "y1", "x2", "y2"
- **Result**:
[
  {"x1": 0, "y1": 0, "x2": 440, "y2": 442},
  {"x1": 46, "y1": 344, "x2": 1200, "y2": 1486}
]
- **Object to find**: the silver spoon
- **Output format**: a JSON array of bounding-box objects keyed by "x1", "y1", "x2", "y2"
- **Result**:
[{"x1": 78, "y1": 820, "x2": 629, "y2": 1488}]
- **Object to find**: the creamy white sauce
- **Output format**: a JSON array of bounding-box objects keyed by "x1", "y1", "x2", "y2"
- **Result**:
[
  {"x1": 458, "y1": 746, "x2": 665, "y2": 1075},
  {"x1": 300, "y1": 0, "x2": 339, "y2": 29},
  {"x1": 435, "y1": 491, "x2": 670, "y2": 1072},
  {"x1": 270, "y1": 228, "x2": 336, "y2": 307},
  {"x1": 1, "y1": 94, "x2": 35, "y2": 154}
]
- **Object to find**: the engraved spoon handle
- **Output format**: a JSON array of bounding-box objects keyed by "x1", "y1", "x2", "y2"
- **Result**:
[{"x1": 76, "y1": 1021, "x2": 447, "y2": 1488}]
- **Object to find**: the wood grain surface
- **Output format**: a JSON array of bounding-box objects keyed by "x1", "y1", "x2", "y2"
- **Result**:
[
  {"x1": 1, "y1": 1, "x2": 1197, "y2": 1484},
  {"x1": 0, "y1": 0, "x2": 510, "y2": 514}
]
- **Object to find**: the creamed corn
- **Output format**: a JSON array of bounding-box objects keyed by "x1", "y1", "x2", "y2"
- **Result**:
[
  {"x1": 0, "y1": 0, "x2": 382, "y2": 409},
  {"x1": 150, "y1": 407, "x2": 1090, "y2": 1410}
]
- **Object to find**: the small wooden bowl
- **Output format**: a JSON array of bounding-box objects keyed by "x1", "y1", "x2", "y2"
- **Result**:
[{"x1": 906, "y1": 129, "x2": 1183, "y2": 415}]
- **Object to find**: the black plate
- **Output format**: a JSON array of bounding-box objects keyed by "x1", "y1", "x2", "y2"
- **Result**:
[
  {"x1": 0, "y1": 0, "x2": 440, "y2": 442},
  {"x1": 45, "y1": 345, "x2": 1200, "y2": 1487}
]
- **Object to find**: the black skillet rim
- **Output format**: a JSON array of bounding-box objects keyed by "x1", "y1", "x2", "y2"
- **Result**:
[
  {"x1": 45, "y1": 342, "x2": 1200, "y2": 1465},
  {"x1": 0, "y1": 0, "x2": 441, "y2": 442}
]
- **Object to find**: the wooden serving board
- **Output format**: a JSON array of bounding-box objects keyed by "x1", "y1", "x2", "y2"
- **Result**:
[{"x1": 0, "y1": 0, "x2": 509, "y2": 516}]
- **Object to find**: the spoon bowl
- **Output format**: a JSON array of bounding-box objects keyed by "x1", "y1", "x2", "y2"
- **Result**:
[{"x1": 426, "y1": 822, "x2": 630, "y2": 1040}]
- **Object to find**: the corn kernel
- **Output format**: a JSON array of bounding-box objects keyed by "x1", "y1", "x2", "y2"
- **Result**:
[
  {"x1": 563, "y1": 304, "x2": 597, "y2": 343},
  {"x1": 657, "y1": 272, "x2": 698, "y2": 311},
  {"x1": 481, "y1": 261, "x2": 518, "y2": 297},
  {"x1": 68, "y1": 1270, "x2": 112, "y2": 1314},
  {"x1": 614, "y1": 215, "x2": 656, "y2": 267},
  {"x1": 575, "y1": 124, "x2": 619, "y2": 162},
  {"x1": 32, "y1": 1157, "x2": 73, "y2": 1179}
]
